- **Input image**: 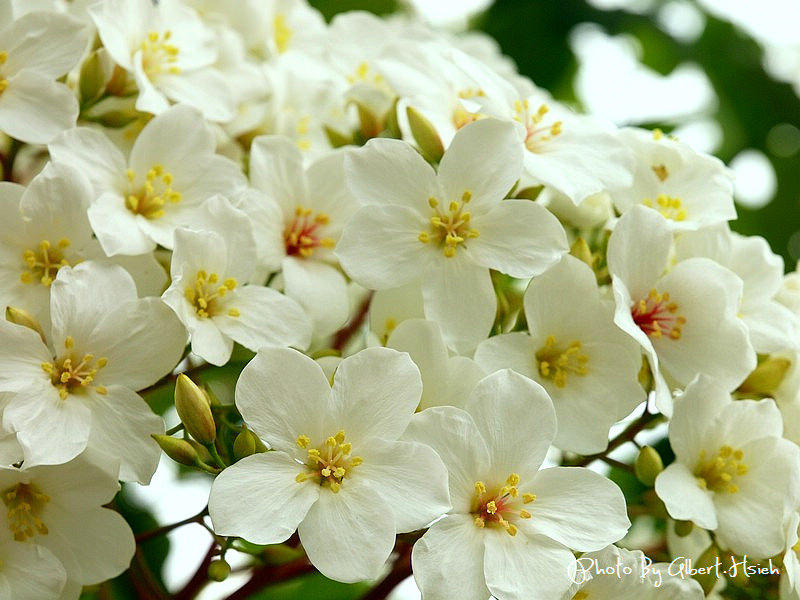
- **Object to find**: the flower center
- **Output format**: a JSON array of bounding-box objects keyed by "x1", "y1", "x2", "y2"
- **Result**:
[
  {"x1": 651, "y1": 164, "x2": 669, "y2": 182},
  {"x1": 631, "y1": 289, "x2": 686, "y2": 340},
  {"x1": 41, "y1": 336, "x2": 108, "y2": 399},
  {"x1": 126, "y1": 165, "x2": 181, "y2": 220},
  {"x1": 694, "y1": 445, "x2": 748, "y2": 494},
  {"x1": 273, "y1": 14, "x2": 292, "y2": 54},
  {"x1": 514, "y1": 100, "x2": 562, "y2": 153},
  {"x1": 535, "y1": 336, "x2": 589, "y2": 388},
  {"x1": 284, "y1": 206, "x2": 334, "y2": 258},
  {"x1": 20, "y1": 239, "x2": 71, "y2": 286},
  {"x1": 140, "y1": 30, "x2": 180, "y2": 77},
  {"x1": 3, "y1": 482, "x2": 49, "y2": 542},
  {"x1": 418, "y1": 192, "x2": 480, "y2": 258},
  {"x1": 642, "y1": 194, "x2": 687, "y2": 221},
  {"x1": 472, "y1": 474, "x2": 534, "y2": 537},
  {"x1": 295, "y1": 431, "x2": 363, "y2": 493},
  {"x1": 184, "y1": 271, "x2": 239, "y2": 319}
]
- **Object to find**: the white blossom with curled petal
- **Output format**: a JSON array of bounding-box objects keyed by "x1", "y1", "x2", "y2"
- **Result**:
[
  {"x1": 337, "y1": 118, "x2": 567, "y2": 353},
  {"x1": 162, "y1": 196, "x2": 311, "y2": 366},
  {"x1": 209, "y1": 347, "x2": 451, "y2": 583},
  {"x1": 405, "y1": 369, "x2": 630, "y2": 600},
  {"x1": 655, "y1": 375, "x2": 800, "y2": 558},
  {"x1": 607, "y1": 206, "x2": 755, "y2": 414},
  {"x1": 0, "y1": 262, "x2": 185, "y2": 483}
]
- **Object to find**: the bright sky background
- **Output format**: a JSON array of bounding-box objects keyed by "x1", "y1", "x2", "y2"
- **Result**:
[{"x1": 133, "y1": 2, "x2": 800, "y2": 597}]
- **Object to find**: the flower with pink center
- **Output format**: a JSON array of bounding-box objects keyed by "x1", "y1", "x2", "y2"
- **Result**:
[
  {"x1": 405, "y1": 369, "x2": 630, "y2": 600},
  {"x1": 607, "y1": 206, "x2": 756, "y2": 414}
]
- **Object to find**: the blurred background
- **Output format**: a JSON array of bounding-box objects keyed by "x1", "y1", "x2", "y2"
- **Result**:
[{"x1": 111, "y1": 1, "x2": 800, "y2": 599}]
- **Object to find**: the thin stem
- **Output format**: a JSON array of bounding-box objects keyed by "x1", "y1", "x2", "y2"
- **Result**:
[
  {"x1": 569, "y1": 410, "x2": 662, "y2": 468},
  {"x1": 135, "y1": 507, "x2": 208, "y2": 544},
  {"x1": 332, "y1": 292, "x2": 373, "y2": 351},
  {"x1": 206, "y1": 443, "x2": 228, "y2": 469},
  {"x1": 225, "y1": 557, "x2": 316, "y2": 600},
  {"x1": 166, "y1": 423, "x2": 185, "y2": 436}
]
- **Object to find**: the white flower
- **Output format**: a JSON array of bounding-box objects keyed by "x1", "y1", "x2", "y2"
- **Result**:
[
  {"x1": 0, "y1": 533, "x2": 67, "y2": 600},
  {"x1": 241, "y1": 135, "x2": 357, "y2": 338},
  {"x1": 655, "y1": 375, "x2": 800, "y2": 557},
  {"x1": 162, "y1": 196, "x2": 311, "y2": 366},
  {"x1": 0, "y1": 262, "x2": 185, "y2": 482},
  {"x1": 0, "y1": 10, "x2": 88, "y2": 143},
  {"x1": 475, "y1": 255, "x2": 646, "y2": 454},
  {"x1": 0, "y1": 451, "x2": 135, "y2": 589},
  {"x1": 607, "y1": 206, "x2": 755, "y2": 414},
  {"x1": 675, "y1": 224, "x2": 800, "y2": 353},
  {"x1": 610, "y1": 127, "x2": 736, "y2": 230},
  {"x1": 337, "y1": 118, "x2": 567, "y2": 353},
  {"x1": 406, "y1": 370, "x2": 630, "y2": 600},
  {"x1": 208, "y1": 347, "x2": 451, "y2": 583},
  {"x1": 90, "y1": 0, "x2": 234, "y2": 120},
  {"x1": 48, "y1": 103, "x2": 246, "y2": 256}
]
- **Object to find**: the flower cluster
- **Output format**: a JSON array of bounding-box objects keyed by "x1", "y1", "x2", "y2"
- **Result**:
[{"x1": 0, "y1": 1, "x2": 799, "y2": 599}]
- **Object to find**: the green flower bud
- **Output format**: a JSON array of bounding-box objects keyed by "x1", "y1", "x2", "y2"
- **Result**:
[
  {"x1": 634, "y1": 445, "x2": 663, "y2": 487},
  {"x1": 674, "y1": 520, "x2": 694, "y2": 537},
  {"x1": 79, "y1": 50, "x2": 106, "y2": 103},
  {"x1": 407, "y1": 106, "x2": 444, "y2": 164},
  {"x1": 186, "y1": 440, "x2": 213, "y2": 464},
  {"x1": 207, "y1": 559, "x2": 231, "y2": 582},
  {"x1": 694, "y1": 544, "x2": 720, "y2": 595},
  {"x1": 233, "y1": 427, "x2": 257, "y2": 461},
  {"x1": 5, "y1": 306, "x2": 45, "y2": 341},
  {"x1": 152, "y1": 435, "x2": 199, "y2": 467},
  {"x1": 739, "y1": 355, "x2": 792, "y2": 398},
  {"x1": 175, "y1": 374, "x2": 216, "y2": 445}
]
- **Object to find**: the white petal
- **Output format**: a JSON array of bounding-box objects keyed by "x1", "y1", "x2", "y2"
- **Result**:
[
  {"x1": 282, "y1": 258, "x2": 349, "y2": 338},
  {"x1": 0, "y1": 541, "x2": 66, "y2": 600},
  {"x1": 412, "y1": 515, "x2": 490, "y2": 600},
  {"x1": 654, "y1": 462, "x2": 718, "y2": 529},
  {"x1": 335, "y1": 204, "x2": 432, "y2": 289},
  {"x1": 189, "y1": 317, "x2": 233, "y2": 366},
  {"x1": 607, "y1": 206, "x2": 671, "y2": 299},
  {"x1": 48, "y1": 127, "x2": 128, "y2": 197},
  {"x1": 86, "y1": 386, "x2": 164, "y2": 484},
  {"x1": 0, "y1": 71, "x2": 77, "y2": 144},
  {"x1": 483, "y1": 529, "x2": 574, "y2": 600},
  {"x1": 404, "y1": 406, "x2": 491, "y2": 514},
  {"x1": 422, "y1": 253, "x2": 495, "y2": 354},
  {"x1": 386, "y1": 318, "x2": 450, "y2": 410},
  {"x1": 330, "y1": 347, "x2": 422, "y2": 444},
  {"x1": 0, "y1": 320, "x2": 51, "y2": 391},
  {"x1": 524, "y1": 467, "x2": 630, "y2": 551},
  {"x1": 2, "y1": 11, "x2": 88, "y2": 78},
  {"x1": 466, "y1": 200, "x2": 567, "y2": 278},
  {"x1": 249, "y1": 135, "x2": 306, "y2": 214},
  {"x1": 467, "y1": 370, "x2": 555, "y2": 477},
  {"x1": 298, "y1": 478, "x2": 395, "y2": 583},
  {"x1": 345, "y1": 138, "x2": 439, "y2": 213},
  {"x1": 215, "y1": 285, "x2": 311, "y2": 352},
  {"x1": 357, "y1": 439, "x2": 450, "y2": 532},
  {"x1": 157, "y1": 69, "x2": 235, "y2": 122},
  {"x1": 209, "y1": 451, "x2": 320, "y2": 544},
  {"x1": 437, "y1": 119, "x2": 523, "y2": 215},
  {"x1": 235, "y1": 348, "x2": 332, "y2": 452}
]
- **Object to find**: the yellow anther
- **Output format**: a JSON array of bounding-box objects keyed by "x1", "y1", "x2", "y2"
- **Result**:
[
  {"x1": 461, "y1": 191, "x2": 472, "y2": 203},
  {"x1": 330, "y1": 481, "x2": 341, "y2": 493},
  {"x1": 334, "y1": 467, "x2": 346, "y2": 478},
  {"x1": 0, "y1": 52, "x2": 7, "y2": 64},
  {"x1": 651, "y1": 164, "x2": 669, "y2": 182},
  {"x1": 126, "y1": 164, "x2": 179, "y2": 219},
  {"x1": 228, "y1": 308, "x2": 240, "y2": 318},
  {"x1": 96, "y1": 386, "x2": 108, "y2": 395},
  {"x1": 505, "y1": 523, "x2": 518, "y2": 536},
  {"x1": 321, "y1": 467, "x2": 331, "y2": 477},
  {"x1": 64, "y1": 336, "x2": 74, "y2": 349},
  {"x1": 474, "y1": 516, "x2": 485, "y2": 528},
  {"x1": 296, "y1": 435, "x2": 311, "y2": 448},
  {"x1": 326, "y1": 436, "x2": 337, "y2": 447},
  {"x1": 428, "y1": 197, "x2": 439, "y2": 208},
  {"x1": 519, "y1": 510, "x2": 532, "y2": 519},
  {"x1": 3, "y1": 483, "x2": 50, "y2": 541},
  {"x1": 418, "y1": 232, "x2": 430, "y2": 243},
  {"x1": 486, "y1": 501, "x2": 498, "y2": 515},
  {"x1": 475, "y1": 481, "x2": 487, "y2": 495},
  {"x1": 694, "y1": 446, "x2": 748, "y2": 494},
  {"x1": 506, "y1": 474, "x2": 520, "y2": 486},
  {"x1": 536, "y1": 336, "x2": 589, "y2": 388},
  {"x1": 523, "y1": 493, "x2": 536, "y2": 504},
  {"x1": 350, "y1": 457, "x2": 363, "y2": 467}
]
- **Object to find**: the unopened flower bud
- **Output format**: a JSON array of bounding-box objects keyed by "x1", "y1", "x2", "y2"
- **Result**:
[
  {"x1": 5, "y1": 306, "x2": 45, "y2": 341},
  {"x1": 207, "y1": 559, "x2": 231, "y2": 582},
  {"x1": 175, "y1": 374, "x2": 216, "y2": 445},
  {"x1": 673, "y1": 520, "x2": 694, "y2": 537},
  {"x1": 694, "y1": 544, "x2": 721, "y2": 595},
  {"x1": 634, "y1": 445, "x2": 663, "y2": 487},
  {"x1": 79, "y1": 50, "x2": 106, "y2": 103},
  {"x1": 152, "y1": 434, "x2": 199, "y2": 467},
  {"x1": 407, "y1": 106, "x2": 444, "y2": 164},
  {"x1": 233, "y1": 427, "x2": 257, "y2": 461},
  {"x1": 186, "y1": 439, "x2": 213, "y2": 464},
  {"x1": 738, "y1": 355, "x2": 792, "y2": 398}
]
